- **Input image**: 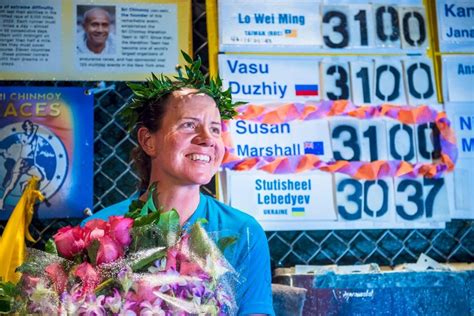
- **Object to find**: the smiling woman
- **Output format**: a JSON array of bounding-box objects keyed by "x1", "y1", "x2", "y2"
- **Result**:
[
  {"x1": 82, "y1": 53, "x2": 275, "y2": 315},
  {"x1": 135, "y1": 89, "x2": 226, "y2": 222}
]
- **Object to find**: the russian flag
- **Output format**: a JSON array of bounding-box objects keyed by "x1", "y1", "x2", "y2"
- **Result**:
[{"x1": 295, "y1": 84, "x2": 319, "y2": 96}]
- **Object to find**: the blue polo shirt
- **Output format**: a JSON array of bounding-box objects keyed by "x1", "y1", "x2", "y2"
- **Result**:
[{"x1": 82, "y1": 193, "x2": 275, "y2": 316}]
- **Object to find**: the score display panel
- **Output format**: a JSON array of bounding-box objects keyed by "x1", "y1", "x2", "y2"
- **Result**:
[
  {"x1": 221, "y1": 103, "x2": 454, "y2": 231},
  {"x1": 211, "y1": 0, "x2": 461, "y2": 230}
]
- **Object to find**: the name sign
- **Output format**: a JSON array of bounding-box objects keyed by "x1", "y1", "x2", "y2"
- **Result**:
[
  {"x1": 446, "y1": 100, "x2": 474, "y2": 220},
  {"x1": 437, "y1": 0, "x2": 474, "y2": 52},
  {"x1": 219, "y1": 0, "x2": 428, "y2": 53},
  {"x1": 219, "y1": 55, "x2": 320, "y2": 102},
  {"x1": 454, "y1": 114, "x2": 474, "y2": 159},
  {"x1": 443, "y1": 56, "x2": 474, "y2": 102},
  {"x1": 228, "y1": 170, "x2": 337, "y2": 225},
  {"x1": 228, "y1": 119, "x2": 333, "y2": 161},
  {"x1": 219, "y1": 0, "x2": 322, "y2": 51},
  {"x1": 219, "y1": 55, "x2": 437, "y2": 105},
  {"x1": 445, "y1": 103, "x2": 474, "y2": 219}
]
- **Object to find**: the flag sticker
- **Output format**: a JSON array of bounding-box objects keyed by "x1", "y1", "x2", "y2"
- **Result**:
[
  {"x1": 304, "y1": 141, "x2": 324, "y2": 155},
  {"x1": 292, "y1": 207, "x2": 305, "y2": 217},
  {"x1": 285, "y1": 29, "x2": 297, "y2": 38},
  {"x1": 295, "y1": 84, "x2": 319, "y2": 96}
]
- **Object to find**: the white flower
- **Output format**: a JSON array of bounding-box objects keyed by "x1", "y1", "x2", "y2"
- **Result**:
[
  {"x1": 139, "y1": 298, "x2": 165, "y2": 316},
  {"x1": 29, "y1": 280, "x2": 59, "y2": 314},
  {"x1": 105, "y1": 289, "x2": 122, "y2": 313}
]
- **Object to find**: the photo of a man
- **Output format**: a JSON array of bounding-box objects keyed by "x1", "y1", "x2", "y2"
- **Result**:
[{"x1": 77, "y1": 6, "x2": 116, "y2": 55}]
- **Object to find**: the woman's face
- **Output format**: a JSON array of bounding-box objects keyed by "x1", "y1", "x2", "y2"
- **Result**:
[{"x1": 147, "y1": 91, "x2": 225, "y2": 187}]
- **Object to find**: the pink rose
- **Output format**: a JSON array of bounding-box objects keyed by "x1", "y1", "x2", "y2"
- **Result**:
[
  {"x1": 84, "y1": 219, "x2": 109, "y2": 247},
  {"x1": 54, "y1": 226, "x2": 86, "y2": 259},
  {"x1": 45, "y1": 262, "x2": 68, "y2": 294},
  {"x1": 74, "y1": 262, "x2": 99, "y2": 294},
  {"x1": 108, "y1": 216, "x2": 133, "y2": 247},
  {"x1": 96, "y1": 236, "x2": 124, "y2": 265}
]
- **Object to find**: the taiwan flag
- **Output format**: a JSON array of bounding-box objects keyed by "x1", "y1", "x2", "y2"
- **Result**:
[
  {"x1": 295, "y1": 84, "x2": 319, "y2": 96},
  {"x1": 285, "y1": 29, "x2": 298, "y2": 38}
]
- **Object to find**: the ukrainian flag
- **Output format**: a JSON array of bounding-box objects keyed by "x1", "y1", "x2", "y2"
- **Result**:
[{"x1": 291, "y1": 207, "x2": 305, "y2": 217}]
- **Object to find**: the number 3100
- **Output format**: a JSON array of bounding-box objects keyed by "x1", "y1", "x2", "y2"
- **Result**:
[
  {"x1": 322, "y1": 59, "x2": 436, "y2": 105},
  {"x1": 322, "y1": 5, "x2": 427, "y2": 49}
]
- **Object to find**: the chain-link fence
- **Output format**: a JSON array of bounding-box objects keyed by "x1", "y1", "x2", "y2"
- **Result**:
[{"x1": 1, "y1": 0, "x2": 473, "y2": 269}]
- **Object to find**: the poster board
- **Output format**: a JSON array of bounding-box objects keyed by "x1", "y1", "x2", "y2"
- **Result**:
[
  {"x1": 0, "y1": 0, "x2": 192, "y2": 81},
  {"x1": 0, "y1": 87, "x2": 93, "y2": 219}
]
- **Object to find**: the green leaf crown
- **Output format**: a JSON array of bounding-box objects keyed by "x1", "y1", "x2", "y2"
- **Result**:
[{"x1": 122, "y1": 51, "x2": 244, "y2": 131}]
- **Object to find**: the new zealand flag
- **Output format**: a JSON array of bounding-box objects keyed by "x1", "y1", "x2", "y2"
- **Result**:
[{"x1": 304, "y1": 141, "x2": 324, "y2": 155}]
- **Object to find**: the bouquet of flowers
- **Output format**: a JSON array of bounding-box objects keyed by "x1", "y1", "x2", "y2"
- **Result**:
[{"x1": 1, "y1": 185, "x2": 238, "y2": 315}]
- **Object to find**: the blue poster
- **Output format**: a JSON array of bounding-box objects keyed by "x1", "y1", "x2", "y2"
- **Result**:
[{"x1": 0, "y1": 87, "x2": 93, "y2": 219}]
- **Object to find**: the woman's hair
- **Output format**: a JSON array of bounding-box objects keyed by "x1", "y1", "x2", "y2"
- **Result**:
[{"x1": 131, "y1": 92, "x2": 173, "y2": 191}]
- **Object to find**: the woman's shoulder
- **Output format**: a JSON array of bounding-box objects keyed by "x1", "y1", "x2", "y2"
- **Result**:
[{"x1": 201, "y1": 194, "x2": 264, "y2": 233}]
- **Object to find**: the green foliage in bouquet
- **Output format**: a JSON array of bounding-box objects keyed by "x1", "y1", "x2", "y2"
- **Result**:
[
  {"x1": 121, "y1": 51, "x2": 245, "y2": 131},
  {"x1": 44, "y1": 239, "x2": 58, "y2": 256},
  {"x1": 0, "y1": 281, "x2": 18, "y2": 314},
  {"x1": 126, "y1": 183, "x2": 181, "y2": 255}
]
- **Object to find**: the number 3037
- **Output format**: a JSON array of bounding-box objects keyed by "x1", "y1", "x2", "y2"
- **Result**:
[{"x1": 336, "y1": 176, "x2": 448, "y2": 221}]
